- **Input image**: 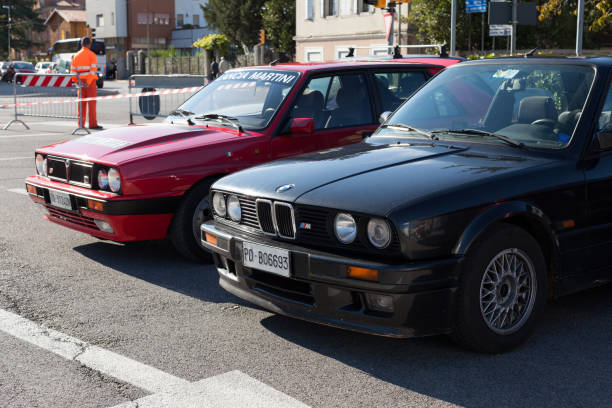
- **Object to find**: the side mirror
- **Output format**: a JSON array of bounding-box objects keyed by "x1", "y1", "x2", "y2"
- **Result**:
[
  {"x1": 595, "y1": 122, "x2": 612, "y2": 151},
  {"x1": 290, "y1": 117, "x2": 314, "y2": 135},
  {"x1": 379, "y1": 111, "x2": 392, "y2": 124}
]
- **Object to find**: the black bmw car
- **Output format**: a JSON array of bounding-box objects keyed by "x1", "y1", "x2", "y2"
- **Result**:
[{"x1": 200, "y1": 58, "x2": 612, "y2": 353}]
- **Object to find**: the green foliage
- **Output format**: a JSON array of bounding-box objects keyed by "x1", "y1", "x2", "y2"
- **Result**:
[
  {"x1": 0, "y1": 0, "x2": 45, "y2": 58},
  {"x1": 262, "y1": 0, "x2": 295, "y2": 54},
  {"x1": 202, "y1": 0, "x2": 266, "y2": 48},
  {"x1": 193, "y1": 33, "x2": 230, "y2": 56},
  {"x1": 150, "y1": 46, "x2": 178, "y2": 58}
]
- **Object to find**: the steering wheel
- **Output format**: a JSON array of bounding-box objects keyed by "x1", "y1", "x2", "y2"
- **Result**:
[
  {"x1": 262, "y1": 108, "x2": 276, "y2": 120},
  {"x1": 531, "y1": 119, "x2": 556, "y2": 128}
]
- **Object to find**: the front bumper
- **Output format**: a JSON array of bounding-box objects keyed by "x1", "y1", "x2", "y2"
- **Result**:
[
  {"x1": 25, "y1": 176, "x2": 180, "y2": 241},
  {"x1": 201, "y1": 221, "x2": 463, "y2": 338}
]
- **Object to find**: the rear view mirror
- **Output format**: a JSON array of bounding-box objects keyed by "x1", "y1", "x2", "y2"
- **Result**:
[
  {"x1": 290, "y1": 117, "x2": 314, "y2": 135},
  {"x1": 379, "y1": 111, "x2": 392, "y2": 124},
  {"x1": 595, "y1": 122, "x2": 612, "y2": 151}
]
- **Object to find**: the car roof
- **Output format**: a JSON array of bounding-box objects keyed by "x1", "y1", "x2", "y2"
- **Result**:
[
  {"x1": 458, "y1": 56, "x2": 612, "y2": 68},
  {"x1": 231, "y1": 58, "x2": 461, "y2": 74}
]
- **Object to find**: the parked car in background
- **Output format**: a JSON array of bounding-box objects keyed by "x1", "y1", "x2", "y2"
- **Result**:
[
  {"x1": 24, "y1": 58, "x2": 460, "y2": 260},
  {"x1": 4, "y1": 61, "x2": 36, "y2": 83},
  {"x1": 35, "y1": 61, "x2": 54, "y2": 74},
  {"x1": 0, "y1": 61, "x2": 9, "y2": 79},
  {"x1": 201, "y1": 57, "x2": 612, "y2": 353}
]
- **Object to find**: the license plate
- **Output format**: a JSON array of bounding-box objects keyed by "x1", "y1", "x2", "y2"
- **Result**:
[
  {"x1": 242, "y1": 241, "x2": 290, "y2": 277},
  {"x1": 49, "y1": 190, "x2": 72, "y2": 210}
]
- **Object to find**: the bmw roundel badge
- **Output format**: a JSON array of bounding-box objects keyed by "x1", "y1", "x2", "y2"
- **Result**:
[{"x1": 276, "y1": 184, "x2": 295, "y2": 193}]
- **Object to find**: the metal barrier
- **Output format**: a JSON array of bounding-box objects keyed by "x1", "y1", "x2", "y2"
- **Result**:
[
  {"x1": 3, "y1": 73, "x2": 89, "y2": 135},
  {"x1": 129, "y1": 74, "x2": 207, "y2": 124}
]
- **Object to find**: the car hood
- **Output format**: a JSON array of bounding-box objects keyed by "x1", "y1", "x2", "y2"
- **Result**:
[
  {"x1": 213, "y1": 138, "x2": 556, "y2": 217},
  {"x1": 37, "y1": 123, "x2": 244, "y2": 165}
]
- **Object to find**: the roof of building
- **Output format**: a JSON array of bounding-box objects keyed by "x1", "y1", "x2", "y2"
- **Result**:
[{"x1": 44, "y1": 9, "x2": 86, "y2": 25}]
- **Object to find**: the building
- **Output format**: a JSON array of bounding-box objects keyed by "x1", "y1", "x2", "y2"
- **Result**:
[
  {"x1": 171, "y1": 0, "x2": 214, "y2": 55},
  {"x1": 44, "y1": 9, "x2": 87, "y2": 46},
  {"x1": 127, "y1": 0, "x2": 175, "y2": 50},
  {"x1": 295, "y1": 0, "x2": 414, "y2": 62},
  {"x1": 85, "y1": 0, "x2": 128, "y2": 64},
  {"x1": 32, "y1": 0, "x2": 85, "y2": 58}
]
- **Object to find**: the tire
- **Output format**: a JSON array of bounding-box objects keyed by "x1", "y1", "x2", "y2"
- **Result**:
[
  {"x1": 451, "y1": 223, "x2": 547, "y2": 353},
  {"x1": 169, "y1": 181, "x2": 214, "y2": 262}
]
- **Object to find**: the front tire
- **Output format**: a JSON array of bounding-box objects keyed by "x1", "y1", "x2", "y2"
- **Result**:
[
  {"x1": 451, "y1": 224, "x2": 547, "y2": 353},
  {"x1": 169, "y1": 181, "x2": 214, "y2": 262}
]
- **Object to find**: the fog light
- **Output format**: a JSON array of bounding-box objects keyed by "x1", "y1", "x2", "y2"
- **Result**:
[
  {"x1": 94, "y1": 219, "x2": 114, "y2": 233},
  {"x1": 364, "y1": 293, "x2": 394, "y2": 313}
]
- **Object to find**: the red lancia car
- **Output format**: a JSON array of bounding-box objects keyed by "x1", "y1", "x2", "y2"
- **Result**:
[{"x1": 25, "y1": 58, "x2": 460, "y2": 260}]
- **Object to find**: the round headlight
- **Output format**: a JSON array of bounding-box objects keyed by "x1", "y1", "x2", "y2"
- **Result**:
[
  {"x1": 367, "y1": 218, "x2": 391, "y2": 249},
  {"x1": 212, "y1": 192, "x2": 227, "y2": 217},
  {"x1": 227, "y1": 195, "x2": 241, "y2": 222},
  {"x1": 107, "y1": 167, "x2": 121, "y2": 193},
  {"x1": 334, "y1": 213, "x2": 357, "y2": 244},
  {"x1": 35, "y1": 154, "x2": 47, "y2": 176},
  {"x1": 97, "y1": 169, "x2": 109, "y2": 190}
]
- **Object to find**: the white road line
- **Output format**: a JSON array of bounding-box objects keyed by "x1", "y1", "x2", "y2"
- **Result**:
[
  {"x1": 7, "y1": 188, "x2": 28, "y2": 196},
  {"x1": 110, "y1": 371, "x2": 310, "y2": 408},
  {"x1": 0, "y1": 156, "x2": 31, "y2": 161},
  {"x1": 0, "y1": 308, "x2": 309, "y2": 407}
]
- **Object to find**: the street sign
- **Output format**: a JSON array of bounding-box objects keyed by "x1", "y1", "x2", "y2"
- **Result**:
[
  {"x1": 490, "y1": 24, "x2": 512, "y2": 36},
  {"x1": 465, "y1": 0, "x2": 487, "y2": 13},
  {"x1": 383, "y1": 12, "x2": 393, "y2": 42}
]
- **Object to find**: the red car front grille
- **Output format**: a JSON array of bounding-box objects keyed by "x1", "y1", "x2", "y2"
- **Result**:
[{"x1": 47, "y1": 206, "x2": 99, "y2": 230}]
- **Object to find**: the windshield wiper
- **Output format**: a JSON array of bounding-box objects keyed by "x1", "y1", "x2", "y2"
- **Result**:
[
  {"x1": 380, "y1": 123, "x2": 437, "y2": 140},
  {"x1": 432, "y1": 128, "x2": 524, "y2": 148},
  {"x1": 168, "y1": 109, "x2": 195, "y2": 125},
  {"x1": 193, "y1": 114, "x2": 243, "y2": 132}
]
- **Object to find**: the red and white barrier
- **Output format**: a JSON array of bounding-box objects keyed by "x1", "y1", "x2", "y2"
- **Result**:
[
  {"x1": 20, "y1": 74, "x2": 74, "y2": 88},
  {"x1": 0, "y1": 86, "x2": 203, "y2": 109}
]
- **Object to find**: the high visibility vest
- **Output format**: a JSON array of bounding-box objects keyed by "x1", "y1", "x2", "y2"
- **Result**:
[{"x1": 70, "y1": 47, "x2": 98, "y2": 86}]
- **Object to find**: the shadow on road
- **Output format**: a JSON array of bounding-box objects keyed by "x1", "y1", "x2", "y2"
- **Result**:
[
  {"x1": 260, "y1": 284, "x2": 612, "y2": 408},
  {"x1": 73, "y1": 240, "x2": 250, "y2": 306}
]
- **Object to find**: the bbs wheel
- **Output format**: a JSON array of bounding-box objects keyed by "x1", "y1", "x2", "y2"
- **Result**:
[
  {"x1": 169, "y1": 181, "x2": 214, "y2": 262},
  {"x1": 452, "y1": 224, "x2": 547, "y2": 353}
]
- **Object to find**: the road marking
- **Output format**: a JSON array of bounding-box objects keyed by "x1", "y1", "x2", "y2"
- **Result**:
[
  {"x1": 0, "y1": 308, "x2": 308, "y2": 407},
  {"x1": 0, "y1": 156, "x2": 31, "y2": 161},
  {"x1": 7, "y1": 188, "x2": 28, "y2": 195}
]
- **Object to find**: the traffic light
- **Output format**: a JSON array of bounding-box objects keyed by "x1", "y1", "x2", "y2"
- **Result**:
[
  {"x1": 91, "y1": 28, "x2": 96, "y2": 38},
  {"x1": 364, "y1": 0, "x2": 387, "y2": 7},
  {"x1": 258, "y1": 29, "x2": 265, "y2": 45}
]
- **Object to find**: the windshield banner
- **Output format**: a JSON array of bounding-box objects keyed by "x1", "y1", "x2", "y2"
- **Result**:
[{"x1": 218, "y1": 70, "x2": 299, "y2": 85}]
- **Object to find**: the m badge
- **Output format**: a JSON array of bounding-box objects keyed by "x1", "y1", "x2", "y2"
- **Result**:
[{"x1": 299, "y1": 222, "x2": 312, "y2": 230}]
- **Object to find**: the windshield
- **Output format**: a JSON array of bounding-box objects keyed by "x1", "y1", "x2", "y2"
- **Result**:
[
  {"x1": 175, "y1": 69, "x2": 300, "y2": 130},
  {"x1": 380, "y1": 63, "x2": 596, "y2": 149},
  {"x1": 14, "y1": 62, "x2": 34, "y2": 69}
]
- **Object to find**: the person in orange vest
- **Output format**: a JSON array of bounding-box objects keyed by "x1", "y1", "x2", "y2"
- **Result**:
[{"x1": 71, "y1": 37, "x2": 102, "y2": 129}]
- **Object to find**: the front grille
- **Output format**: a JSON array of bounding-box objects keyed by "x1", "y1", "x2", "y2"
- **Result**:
[
  {"x1": 274, "y1": 202, "x2": 295, "y2": 239},
  {"x1": 256, "y1": 199, "x2": 275, "y2": 234},
  {"x1": 47, "y1": 206, "x2": 98, "y2": 230},
  {"x1": 46, "y1": 156, "x2": 93, "y2": 188},
  {"x1": 47, "y1": 157, "x2": 67, "y2": 181},
  {"x1": 245, "y1": 268, "x2": 314, "y2": 306},
  {"x1": 238, "y1": 197, "x2": 259, "y2": 230},
  {"x1": 69, "y1": 162, "x2": 92, "y2": 187}
]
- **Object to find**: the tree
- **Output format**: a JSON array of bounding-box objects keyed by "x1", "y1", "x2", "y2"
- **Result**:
[
  {"x1": 193, "y1": 33, "x2": 230, "y2": 57},
  {"x1": 0, "y1": 0, "x2": 45, "y2": 58},
  {"x1": 261, "y1": 0, "x2": 295, "y2": 54},
  {"x1": 539, "y1": 0, "x2": 611, "y2": 32},
  {"x1": 202, "y1": 0, "x2": 266, "y2": 48}
]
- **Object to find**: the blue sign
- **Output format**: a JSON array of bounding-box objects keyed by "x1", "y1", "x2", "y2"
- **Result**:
[{"x1": 465, "y1": 0, "x2": 487, "y2": 13}]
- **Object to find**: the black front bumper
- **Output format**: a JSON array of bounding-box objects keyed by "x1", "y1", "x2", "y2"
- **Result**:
[{"x1": 201, "y1": 221, "x2": 463, "y2": 338}]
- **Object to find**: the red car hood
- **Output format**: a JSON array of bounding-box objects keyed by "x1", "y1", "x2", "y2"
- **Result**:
[{"x1": 38, "y1": 124, "x2": 246, "y2": 165}]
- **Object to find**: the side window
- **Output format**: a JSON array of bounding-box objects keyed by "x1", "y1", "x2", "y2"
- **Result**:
[
  {"x1": 598, "y1": 85, "x2": 612, "y2": 131},
  {"x1": 291, "y1": 73, "x2": 372, "y2": 130},
  {"x1": 374, "y1": 71, "x2": 428, "y2": 112}
]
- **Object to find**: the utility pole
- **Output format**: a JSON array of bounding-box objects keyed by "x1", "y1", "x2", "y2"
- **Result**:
[
  {"x1": 450, "y1": 0, "x2": 457, "y2": 56},
  {"x1": 576, "y1": 0, "x2": 584, "y2": 56},
  {"x1": 2, "y1": 2, "x2": 11, "y2": 62},
  {"x1": 510, "y1": 0, "x2": 517, "y2": 55}
]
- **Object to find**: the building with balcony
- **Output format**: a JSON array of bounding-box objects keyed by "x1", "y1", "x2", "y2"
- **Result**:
[
  {"x1": 171, "y1": 0, "x2": 214, "y2": 55},
  {"x1": 295, "y1": 0, "x2": 413, "y2": 62}
]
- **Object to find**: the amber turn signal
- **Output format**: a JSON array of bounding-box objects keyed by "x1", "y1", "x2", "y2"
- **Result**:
[
  {"x1": 87, "y1": 199, "x2": 104, "y2": 212},
  {"x1": 348, "y1": 266, "x2": 379, "y2": 282},
  {"x1": 26, "y1": 184, "x2": 37, "y2": 195},
  {"x1": 205, "y1": 232, "x2": 217, "y2": 246}
]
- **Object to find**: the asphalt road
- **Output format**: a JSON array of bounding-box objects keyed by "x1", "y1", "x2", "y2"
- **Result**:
[{"x1": 0, "y1": 80, "x2": 611, "y2": 407}]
